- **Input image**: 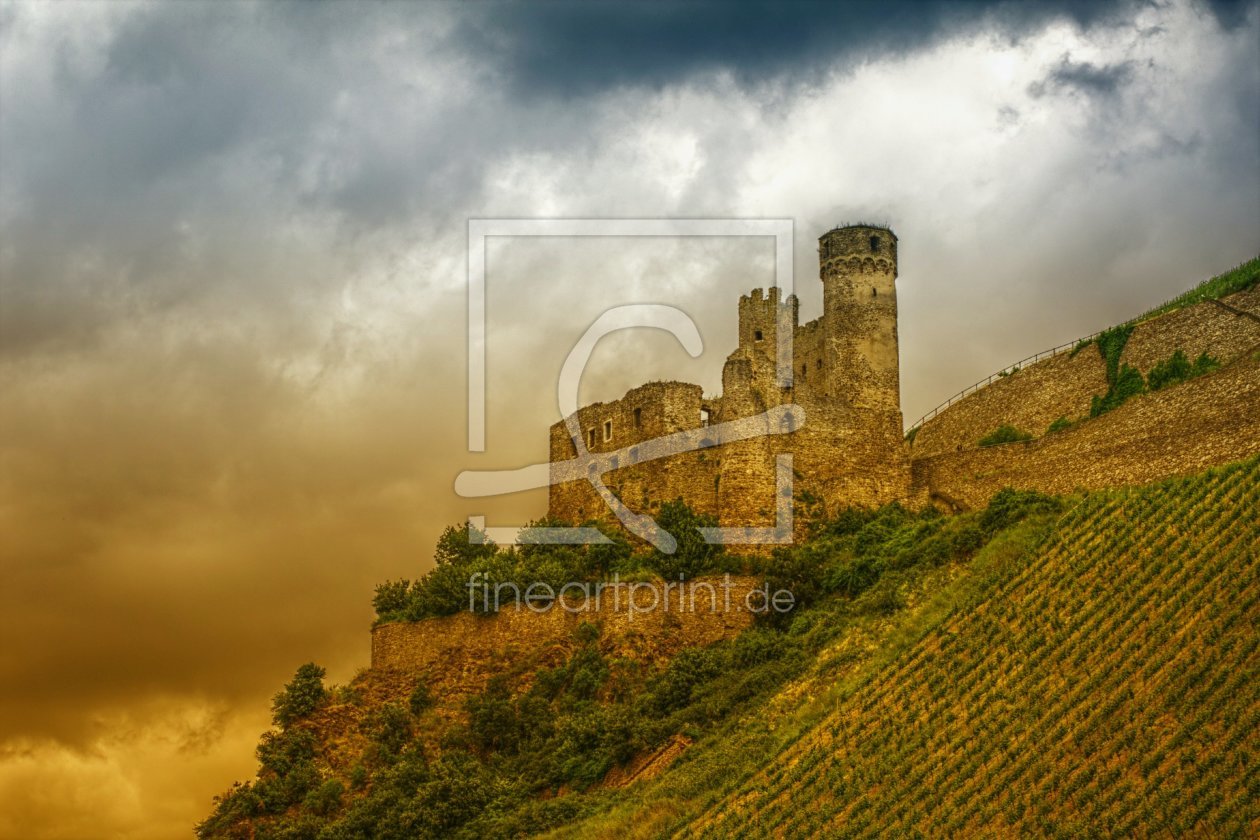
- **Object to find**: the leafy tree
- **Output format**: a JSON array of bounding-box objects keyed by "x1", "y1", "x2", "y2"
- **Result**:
[
  {"x1": 372, "y1": 579, "x2": 412, "y2": 619},
  {"x1": 433, "y1": 522, "x2": 497, "y2": 567},
  {"x1": 466, "y1": 676, "x2": 521, "y2": 753},
  {"x1": 303, "y1": 779, "x2": 344, "y2": 816},
  {"x1": 271, "y1": 663, "x2": 327, "y2": 728},
  {"x1": 366, "y1": 702, "x2": 413, "y2": 760},
  {"x1": 647, "y1": 500, "x2": 722, "y2": 579}
]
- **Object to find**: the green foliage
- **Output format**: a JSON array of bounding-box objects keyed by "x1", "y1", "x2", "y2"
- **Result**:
[
  {"x1": 372, "y1": 579, "x2": 412, "y2": 617},
  {"x1": 409, "y1": 681, "x2": 434, "y2": 716},
  {"x1": 433, "y1": 522, "x2": 497, "y2": 567},
  {"x1": 1090, "y1": 363, "x2": 1145, "y2": 417},
  {"x1": 303, "y1": 779, "x2": 344, "y2": 816},
  {"x1": 365, "y1": 702, "x2": 414, "y2": 760},
  {"x1": 904, "y1": 425, "x2": 919, "y2": 445},
  {"x1": 466, "y1": 676, "x2": 524, "y2": 754},
  {"x1": 203, "y1": 475, "x2": 1149, "y2": 840},
  {"x1": 646, "y1": 500, "x2": 724, "y2": 580},
  {"x1": 374, "y1": 504, "x2": 731, "y2": 624},
  {"x1": 1095, "y1": 323, "x2": 1135, "y2": 384},
  {"x1": 1046, "y1": 415, "x2": 1074, "y2": 435},
  {"x1": 255, "y1": 728, "x2": 320, "y2": 812},
  {"x1": 1086, "y1": 322, "x2": 1147, "y2": 418},
  {"x1": 271, "y1": 663, "x2": 327, "y2": 728},
  {"x1": 979, "y1": 487, "x2": 1063, "y2": 536},
  {"x1": 979, "y1": 424, "x2": 1034, "y2": 447},
  {"x1": 1147, "y1": 349, "x2": 1221, "y2": 391},
  {"x1": 214, "y1": 463, "x2": 1260, "y2": 839}
]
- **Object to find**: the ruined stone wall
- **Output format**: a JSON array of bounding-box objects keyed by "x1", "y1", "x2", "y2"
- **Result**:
[
  {"x1": 548, "y1": 381, "x2": 716, "y2": 523},
  {"x1": 911, "y1": 288, "x2": 1260, "y2": 459},
  {"x1": 371, "y1": 576, "x2": 761, "y2": 700},
  {"x1": 912, "y1": 350, "x2": 1260, "y2": 510}
]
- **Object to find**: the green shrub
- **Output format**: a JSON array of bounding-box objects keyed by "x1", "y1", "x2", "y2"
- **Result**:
[
  {"x1": 433, "y1": 522, "x2": 497, "y2": 567},
  {"x1": 979, "y1": 488, "x2": 1063, "y2": 536},
  {"x1": 366, "y1": 703, "x2": 413, "y2": 759},
  {"x1": 1146, "y1": 349, "x2": 1192, "y2": 391},
  {"x1": 303, "y1": 779, "x2": 344, "y2": 816},
  {"x1": 827, "y1": 554, "x2": 880, "y2": 597},
  {"x1": 1047, "y1": 416, "x2": 1073, "y2": 434},
  {"x1": 1095, "y1": 323, "x2": 1135, "y2": 384},
  {"x1": 271, "y1": 663, "x2": 327, "y2": 728},
  {"x1": 979, "y1": 424, "x2": 1034, "y2": 447},
  {"x1": 861, "y1": 578, "x2": 905, "y2": 615},
  {"x1": 1148, "y1": 349, "x2": 1221, "y2": 391},
  {"x1": 409, "y1": 681, "x2": 434, "y2": 716},
  {"x1": 646, "y1": 500, "x2": 723, "y2": 580},
  {"x1": 1090, "y1": 364, "x2": 1145, "y2": 417}
]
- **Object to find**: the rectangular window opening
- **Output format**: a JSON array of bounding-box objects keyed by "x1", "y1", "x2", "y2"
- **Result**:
[{"x1": 603, "y1": 420, "x2": 612, "y2": 442}]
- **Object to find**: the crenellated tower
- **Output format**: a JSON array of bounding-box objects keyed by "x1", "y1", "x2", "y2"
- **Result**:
[{"x1": 818, "y1": 224, "x2": 901, "y2": 417}]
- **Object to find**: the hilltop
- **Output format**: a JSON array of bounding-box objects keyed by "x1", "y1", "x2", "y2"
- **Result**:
[{"x1": 198, "y1": 260, "x2": 1260, "y2": 838}]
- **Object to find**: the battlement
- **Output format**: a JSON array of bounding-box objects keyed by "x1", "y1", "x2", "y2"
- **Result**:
[{"x1": 738, "y1": 286, "x2": 799, "y2": 350}]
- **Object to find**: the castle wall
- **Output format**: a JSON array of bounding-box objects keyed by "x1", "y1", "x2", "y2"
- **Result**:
[
  {"x1": 912, "y1": 350, "x2": 1260, "y2": 510},
  {"x1": 371, "y1": 577, "x2": 762, "y2": 700},
  {"x1": 791, "y1": 318, "x2": 827, "y2": 403},
  {"x1": 548, "y1": 381, "x2": 717, "y2": 523},
  {"x1": 910, "y1": 287, "x2": 1260, "y2": 459}
]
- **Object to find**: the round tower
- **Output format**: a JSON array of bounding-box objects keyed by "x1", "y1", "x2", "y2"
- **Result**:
[{"x1": 817, "y1": 224, "x2": 901, "y2": 414}]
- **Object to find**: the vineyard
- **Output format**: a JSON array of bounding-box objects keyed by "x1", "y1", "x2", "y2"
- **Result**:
[{"x1": 685, "y1": 457, "x2": 1260, "y2": 837}]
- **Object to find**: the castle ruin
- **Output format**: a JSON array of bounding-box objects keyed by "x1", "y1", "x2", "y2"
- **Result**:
[{"x1": 548, "y1": 224, "x2": 912, "y2": 531}]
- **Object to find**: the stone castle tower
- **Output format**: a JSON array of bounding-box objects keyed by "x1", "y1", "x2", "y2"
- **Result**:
[{"x1": 548, "y1": 225, "x2": 911, "y2": 535}]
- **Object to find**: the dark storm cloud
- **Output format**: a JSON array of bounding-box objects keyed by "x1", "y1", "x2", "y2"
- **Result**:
[
  {"x1": 458, "y1": 0, "x2": 1150, "y2": 97},
  {"x1": 0, "y1": 0, "x2": 1257, "y2": 835}
]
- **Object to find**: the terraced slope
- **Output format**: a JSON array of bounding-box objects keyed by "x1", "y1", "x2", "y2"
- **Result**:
[{"x1": 689, "y1": 458, "x2": 1260, "y2": 837}]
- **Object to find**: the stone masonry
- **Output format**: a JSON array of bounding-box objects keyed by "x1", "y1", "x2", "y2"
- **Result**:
[{"x1": 547, "y1": 225, "x2": 911, "y2": 532}]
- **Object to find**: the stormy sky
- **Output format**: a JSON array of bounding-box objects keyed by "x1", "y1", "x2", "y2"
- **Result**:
[{"x1": 1, "y1": 0, "x2": 1257, "y2": 835}]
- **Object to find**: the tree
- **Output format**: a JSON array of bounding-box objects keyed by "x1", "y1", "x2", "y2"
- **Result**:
[
  {"x1": 433, "y1": 523, "x2": 497, "y2": 567},
  {"x1": 271, "y1": 663, "x2": 327, "y2": 728},
  {"x1": 372, "y1": 579, "x2": 412, "y2": 620},
  {"x1": 647, "y1": 500, "x2": 722, "y2": 580}
]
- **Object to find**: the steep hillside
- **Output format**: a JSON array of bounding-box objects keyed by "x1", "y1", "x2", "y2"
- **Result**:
[
  {"x1": 200, "y1": 456, "x2": 1259, "y2": 838},
  {"x1": 570, "y1": 457, "x2": 1259, "y2": 837}
]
